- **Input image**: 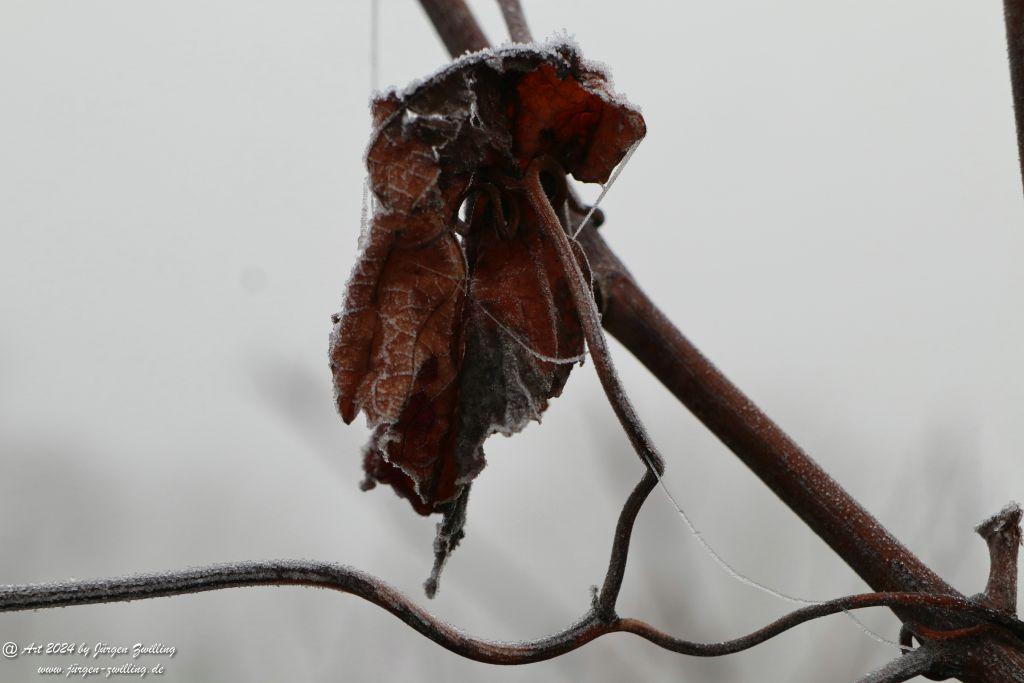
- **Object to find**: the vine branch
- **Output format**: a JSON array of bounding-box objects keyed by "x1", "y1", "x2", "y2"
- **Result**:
[
  {"x1": 524, "y1": 158, "x2": 665, "y2": 477},
  {"x1": 417, "y1": 0, "x2": 488, "y2": 55},
  {"x1": 497, "y1": 0, "x2": 532, "y2": 43},
  {"x1": 2, "y1": 489, "x2": 1021, "y2": 666}
]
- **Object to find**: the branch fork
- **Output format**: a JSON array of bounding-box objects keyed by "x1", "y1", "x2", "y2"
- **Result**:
[{"x1": 880, "y1": 503, "x2": 1023, "y2": 682}]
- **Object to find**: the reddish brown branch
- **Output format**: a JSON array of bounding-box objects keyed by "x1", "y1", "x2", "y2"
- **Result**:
[
  {"x1": 620, "y1": 594, "x2": 1023, "y2": 657},
  {"x1": 417, "y1": 0, "x2": 489, "y2": 55},
  {"x1": 496, "y1": 0, "x2": 533, "y2": 43},
  {"x1": 524, "y1": 160, "x2": 665, "y2": 476},
  {"x1": 3, "y1": 481, "x2": 1022, "y2": 675},
  {"x1": 3, "y1": 472, "x2": 1022, "y2": 672},
  {"x1": 1, "y1": 562, "x2": 1019, "y2": 664}
]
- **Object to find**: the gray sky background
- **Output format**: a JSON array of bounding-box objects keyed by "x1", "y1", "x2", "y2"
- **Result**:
[{"x1": 1, "y1": 1, "x2": 1022, "y2": 681}]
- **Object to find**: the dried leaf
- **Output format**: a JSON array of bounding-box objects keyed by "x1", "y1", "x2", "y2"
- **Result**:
[{"x1": 329, "y1": 40, "x2": 645, "y2": 590}]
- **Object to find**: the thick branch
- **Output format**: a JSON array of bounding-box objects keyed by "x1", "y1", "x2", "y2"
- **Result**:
[{"x1": 418, "y1": 0, "x2": 489, "y2": 55}]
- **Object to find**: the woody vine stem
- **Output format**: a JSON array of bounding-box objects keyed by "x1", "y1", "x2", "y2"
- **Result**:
[{"x1": 3, "y1": 2, "x2": 1023, "y2": 681}]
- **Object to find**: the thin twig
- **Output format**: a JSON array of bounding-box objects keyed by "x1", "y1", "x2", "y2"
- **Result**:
[
  {"x1": 617, "y1": 592, "x2": 1024, "y2": 655},
  {"x1": 0, "y1": 560, "x2": 604, "y2": 665},
  {"x1": 418, "y1": 0, "x2": 489, "y2": 55},
  {"x1": 496, "y1": 0, "x2": 533, "y2": 43},
  {"x1": 524, "y1": 159, "x2": 665, "y2": 477},
  {"x1": 2, "y1": 562, "x2": 1019, "y2": 663},
  {"x1": 596, "y1": 469, "x2": 658, "y2": 619},
  {"x1": 1005, "y1": 0, "x2": 1024, "y2": 192},
  {"x1": 369, "y1": 0, "x2": 380, "y2": 92}
]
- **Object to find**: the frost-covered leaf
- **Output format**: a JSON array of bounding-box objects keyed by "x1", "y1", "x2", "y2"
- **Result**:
[{"x1": 329, "y1": 40, "x2": 645, "y2": 591}]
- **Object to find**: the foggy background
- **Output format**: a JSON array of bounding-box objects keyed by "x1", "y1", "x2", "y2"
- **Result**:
[{"x1": 1, "y1": 0, "x2": 1022, "y2": 680}]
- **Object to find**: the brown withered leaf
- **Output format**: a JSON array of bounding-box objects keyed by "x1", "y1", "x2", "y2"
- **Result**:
[{"x1": 329, "y1": 40, "x2": 645, "y2": 593}]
